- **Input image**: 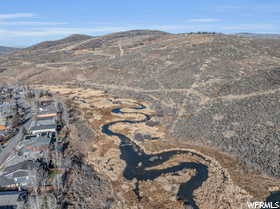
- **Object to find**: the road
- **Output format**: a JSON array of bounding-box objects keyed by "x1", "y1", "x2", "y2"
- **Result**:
[
  {"x1": 0, "y1": 191, "x2": 25, "y2": 208},
  {"x1": 0, "y1": 101, "x2": 32, "y2": 165}
]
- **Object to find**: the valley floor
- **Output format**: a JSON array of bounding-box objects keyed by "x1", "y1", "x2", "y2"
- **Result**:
[{"x1": 37, "y1": 84, "x2": 280, "y2": 209}]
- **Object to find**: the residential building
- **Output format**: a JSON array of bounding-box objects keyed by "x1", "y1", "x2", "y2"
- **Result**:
[
  {"x1": 16, "y1": 137, "x2": 51, "y2": 162},
  {"x1": 1, "y1": 161, "x2": 38, "y2": 189},
  {"x1": 29, "y1": 116, "x2": 57, "y2": 136}
]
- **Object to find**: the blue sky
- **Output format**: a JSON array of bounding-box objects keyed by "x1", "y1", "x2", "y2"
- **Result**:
[{"x1": 1, "y1": 0, "x2": 280, "y2": 46}]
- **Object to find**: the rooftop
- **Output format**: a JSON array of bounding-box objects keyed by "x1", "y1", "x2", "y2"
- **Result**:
[
  {"x1": 31, "y1": 116, "x2": 56, "y2": 127},
  {"x1": 29, "y1": 116, "x2": 57, "y2": 133},
  {"x1": 3, "y1": 160, "x2": 36, "y2": 176},
  {"x1": 30, "y1": 124, "x2": 56, "y2": 132},
  {"x1": 0, "y1": 176, "x2": 15, "y2": 187},
  {"x1": 12, "y1": 170, "x2": 29, "y2": 178},
  {"x1": 37, "y1": 103, "x2": 57, "y2": 116},
  {"x1": 19, "y1": 136, "x2": 51, "y2": 147}
]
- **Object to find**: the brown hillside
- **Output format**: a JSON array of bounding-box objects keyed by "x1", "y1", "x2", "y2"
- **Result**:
[{"x1": 0, "y1": 31, "x2": 280, "y2": 180}]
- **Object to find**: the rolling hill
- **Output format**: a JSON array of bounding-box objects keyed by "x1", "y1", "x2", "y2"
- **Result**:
[{"x1": 0, "y1": 30, "x2": 280, "y2": 181}]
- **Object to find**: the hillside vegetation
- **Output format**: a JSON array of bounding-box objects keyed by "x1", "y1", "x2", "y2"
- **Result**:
[{"x1": 0, "y1": 30, "x2": 280, "y2": 179}]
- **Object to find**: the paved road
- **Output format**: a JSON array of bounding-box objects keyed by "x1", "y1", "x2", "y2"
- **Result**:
[
  {"x1": 0, "y1": 191, "x2": 25, "y2": 208},
  {"x1": 0, "y1": 101, "x2": 32, "y2": 165},
  {"x1": 0, "y1": 129, "x2": 23, "y2": 165}
]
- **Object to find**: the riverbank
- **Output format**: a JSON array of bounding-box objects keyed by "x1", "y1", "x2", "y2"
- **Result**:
[{"x1": 36, "y1": 84, "x2": 280, "y2": 209}]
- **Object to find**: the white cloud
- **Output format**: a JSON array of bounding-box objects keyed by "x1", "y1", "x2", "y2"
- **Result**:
[
  {"x1": 0, "y1": 26, "x2": 135, "y2": 37},
  {"x1": 0, "y1": 24, "x2": 216, "y2": 37},
  {"x1": 0, "y1": 13, "x2": 35, "y2": 19},
  {"x1": 0, "y1": 21, "x2": 67, "y2": 26},
  {"x1": 223, "y1": 24, "x2": 275, "y2": 31},
  {"x1": 1, "y1": 23, "x2": 276, "y2": 39},
  {"x1": 151, "y1": 24, "x2": 210, "y2": 31},
  {"x1": 216, "y1": 5, "x2": 245, "y2": 11},
  {"x1": 189, "y1": 18, "x2": 220, "y2": 23},
  {"x1": 216, "y1": 4, "x2": 280, "y2": 13}
]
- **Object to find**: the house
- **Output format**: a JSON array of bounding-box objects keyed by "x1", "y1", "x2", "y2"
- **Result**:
[
  {"x1": 34, "y1": 116, "x2": 57, "y2": 125},
  {"x1": 2, "y1": 160, "x2": 38, "y2": 189},
  {"x1": 7, "y1": 138, "x2": 50, "y2": 167},
  {"x1": 30, "y1": 125, "x2": 57, "y2": 136},
  {"x1": 0, "y1": 176, "x2": 16, "y2": 189},
  {"x1": 12, "y1": 170, "x2": 32, "y2": 187},
  {"x1": 17, "y1": 136, "x2": 51, "y2": 150},
  {"x1": 17, "y1": 137, "x2": 51, "y2": 161},
  {"x1": 29, "y1": 116, "x2": 57, "y2": 136},
  {"x1": 3, "y1": 160, "x2": 35, "y2": 176},
  {"x1": 0, "y1": 103, "x2": 16, "y2": 118},
  {"x1": 38, "y1": 97, "x2": 53, "y2": 104},
  {"x1": 36, "y1": 101, "x2": 57, "y2": 118}
]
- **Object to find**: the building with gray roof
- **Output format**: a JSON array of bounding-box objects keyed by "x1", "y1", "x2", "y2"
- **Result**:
[
  {"x1": 29, "y1": 116, "x2": 57, "y2": 135},
  {"x1": 3, "y1": 160, "x2": 35, "y2": 176},
  {"x1": 0, "y1": 176, "x2": 16, "y2": 188},
  {"x1": 1, "y1": 160, "x2": 38, "y2": 189},
  {"x1": 16, "y1": 137, "x2": 51, "y2": 151}
]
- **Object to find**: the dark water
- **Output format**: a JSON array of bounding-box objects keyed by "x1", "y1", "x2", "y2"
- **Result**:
[
  {"x1": 261, "y1": 191, "x2": 280, "y2": 209},
  {"x1": 102, "y1": 102, "x2": 209, "y2": 209}
]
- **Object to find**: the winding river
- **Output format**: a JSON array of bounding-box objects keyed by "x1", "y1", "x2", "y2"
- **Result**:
[
  {"x1": 101, "y1": 102, "x2": 209, "y2": 209},
  {"x1": 262, "y1": 192, "x2": 280, "y2": 209}
]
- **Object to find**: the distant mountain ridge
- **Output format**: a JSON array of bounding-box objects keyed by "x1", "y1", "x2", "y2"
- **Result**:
[
  {"x1": 0, "y1": 46, "x2": 20, "y2": 54},
  {"x1": 236, "y1": 32, "x2": 280, "y2": 39}
]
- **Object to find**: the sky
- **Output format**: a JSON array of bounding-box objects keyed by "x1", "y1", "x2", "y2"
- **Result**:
[{"x1": 0, "y1": 0, "x2": 280, "y2": 47}]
